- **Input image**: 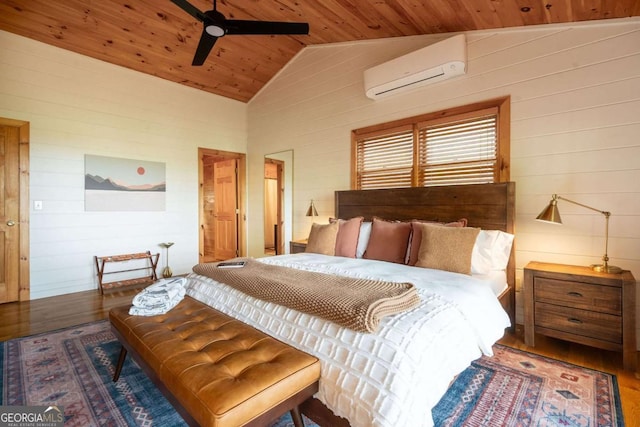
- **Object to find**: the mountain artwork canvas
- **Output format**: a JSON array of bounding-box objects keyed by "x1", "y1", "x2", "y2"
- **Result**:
[{"x1": 85, "y1": 155, "x2": 166, "y2": 211}]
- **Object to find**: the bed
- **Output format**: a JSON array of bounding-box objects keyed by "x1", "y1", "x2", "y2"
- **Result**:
[
  {"x1": 333, "y1": 181, "x2": 516, "y2": 327},
  {"x1": 185, "y1": 182, "x2": 516, "y2": 427}
]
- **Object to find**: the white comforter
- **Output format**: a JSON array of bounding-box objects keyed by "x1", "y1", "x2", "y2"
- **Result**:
[{"x1": 185, "y1": 253, "x2": 511, "y2": 427}]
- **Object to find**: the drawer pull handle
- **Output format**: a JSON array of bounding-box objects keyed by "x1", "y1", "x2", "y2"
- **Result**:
[
  {"x1": 567, "y1": 318, "x2": 583, "y2": 324},
  {"x1": 567, "y1": 291, "x2": 583, "y2": 298}
]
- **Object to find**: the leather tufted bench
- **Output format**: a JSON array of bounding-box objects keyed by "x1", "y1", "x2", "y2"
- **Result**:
[{"x1": 109, "y1": 296, "x2": 320, "y2": 427}]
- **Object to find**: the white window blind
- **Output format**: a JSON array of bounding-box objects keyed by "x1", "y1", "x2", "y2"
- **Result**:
[
  {"x1": 353, "y1": 103, "x2": 503, "y2": 190},
  {"x1": 418, "y1": 114, "x2": 497, "y2": 186},
  {"x1": 355, "y1": 126, "x2": 414, "y2": 189}
]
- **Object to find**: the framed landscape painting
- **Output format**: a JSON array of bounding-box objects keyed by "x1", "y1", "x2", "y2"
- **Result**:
[{"x1": 85, "y1": 155, "x2": 166, "y2": 211}]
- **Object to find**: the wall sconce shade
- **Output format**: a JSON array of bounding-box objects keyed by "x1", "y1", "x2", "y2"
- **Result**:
[
  {"x1": 305, "y1": 199, "x2": 318, "y2": 217},
  {"x1": 536, "y1": 194, "x2": 622, "y2": 274}
]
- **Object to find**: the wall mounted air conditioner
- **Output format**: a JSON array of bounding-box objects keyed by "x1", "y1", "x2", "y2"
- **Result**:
[{"x1": 364, "y1": 34, "x2": 467, "y2": 100}]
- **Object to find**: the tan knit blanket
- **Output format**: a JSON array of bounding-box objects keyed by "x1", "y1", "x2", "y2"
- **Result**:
[{"x1": 192, "y1": 258, "x2": 420, "y2": 333}]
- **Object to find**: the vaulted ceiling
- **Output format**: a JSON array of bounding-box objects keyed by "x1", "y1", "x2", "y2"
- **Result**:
[{"x1": 1, "y1": 0, "x2": 638, "y2": 102}]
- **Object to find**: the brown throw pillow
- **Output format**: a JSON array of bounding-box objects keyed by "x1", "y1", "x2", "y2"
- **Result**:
[
  {"x1": 415, "y1": 223, "x2": 480, "y2": 274},
  {"x1": 407, "y1": 219, "x2": 468, "y2": 266},
  {"x1": 331, "y1": 217, "x2": 364, "y2": 258},
  {"x1": 363, "y1": 217, "x2": 412, "y2": 264},
  {"x1": 305, "y1": 222, "x2": 339, "y2": 255}
]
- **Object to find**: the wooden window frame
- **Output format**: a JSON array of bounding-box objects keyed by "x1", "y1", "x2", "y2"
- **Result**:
[{"x1": 351, "y1": 96, "x2": 510, "y2": 189}]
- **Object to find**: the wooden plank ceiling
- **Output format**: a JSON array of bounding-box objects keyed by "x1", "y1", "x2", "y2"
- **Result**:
[{"x1": 1, "y1": 0, "x2": 638, "y2": 102}]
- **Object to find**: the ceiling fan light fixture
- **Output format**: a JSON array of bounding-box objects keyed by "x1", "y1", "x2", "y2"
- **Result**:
[
  {"x1": 206, "y1": 25, "x2": 225, "y2": 37},
  {"x1": 171, "y1": 0, "x2": 309, "y2": 66}
]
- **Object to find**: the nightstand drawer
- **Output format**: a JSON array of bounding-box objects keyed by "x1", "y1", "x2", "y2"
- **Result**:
[
  {"x1": 524, "y1": 261, "x2": 636, "y2": 371},
  {"x1": 534, "y1": 302, "x2": 622, "y2": 344},
  {"x1": 534, "y1": 277, "x2": 621, "y2": 315}
]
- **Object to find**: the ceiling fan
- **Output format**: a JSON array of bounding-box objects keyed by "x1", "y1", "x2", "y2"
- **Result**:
[{"x1": 171, "y1": 0, "x2": 310, "y2": 66}]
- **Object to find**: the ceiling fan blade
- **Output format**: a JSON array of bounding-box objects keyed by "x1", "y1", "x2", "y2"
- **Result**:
[
  {"x1": 170, "y1": 0, "x2": 207, "y2": 22},
  {"x1": 192, "y1": 30, "x2": 218, "y2": 66},
  {"x1": 224, "y1": 20, "x2": 309, "y2": 35}
]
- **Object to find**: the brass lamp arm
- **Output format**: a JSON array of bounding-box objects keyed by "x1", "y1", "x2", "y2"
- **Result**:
[
  {"x1": 553, "y1": 195, "x2": 610, "y2": 218},
  {"x1": 550, "y1": 194, "x2": 619, "y2": 273}
]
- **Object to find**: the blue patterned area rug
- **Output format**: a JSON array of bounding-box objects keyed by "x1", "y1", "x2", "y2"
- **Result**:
[
  {"x1": 433, "y1": 344, "x2": 624, "y2": 427},
  {"x1": 0, "y1": 320, "x2": 314, "y2": 427},
  {"x1": 0, "y1": 321, "x2": 624, "y2": 426}
]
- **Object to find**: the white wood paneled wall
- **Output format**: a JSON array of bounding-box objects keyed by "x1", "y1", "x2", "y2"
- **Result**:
[
  {"x1": 0, "y1": 16, "x2": 638, "y2": 347},
  {"x1": 0, "y1": 30, "x2": 247, "y2": 299},
  {"x1": 248, "y1": 18, "x2": 640, "y2": 346}
]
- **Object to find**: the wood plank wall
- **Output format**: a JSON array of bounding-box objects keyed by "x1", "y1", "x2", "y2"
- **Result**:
[
  {"x1": 247, "y1": 18, "x2": 640, "y2": 345},
  {"x1": 0, "y1": 30, "x2": 248, "y2": 298}
]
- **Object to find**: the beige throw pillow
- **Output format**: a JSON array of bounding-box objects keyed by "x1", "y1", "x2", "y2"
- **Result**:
[
  {"x1": 407, "y1": 219, "x2": 468, "y2": 266},
  {"x1": 305, "y1": 222, "x2": 339, "y2": 256},
  {"x1": 415, "y1": 223, "x2": 480, "y2": 274}
]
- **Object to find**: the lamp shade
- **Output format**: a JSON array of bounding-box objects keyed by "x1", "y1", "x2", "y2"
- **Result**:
[
  {"x1": 305, "y1": 200, "x2": 318, "y2": 217},
  {"x1": 536, "y1": 196, "x2": 562, "y2": 224}
]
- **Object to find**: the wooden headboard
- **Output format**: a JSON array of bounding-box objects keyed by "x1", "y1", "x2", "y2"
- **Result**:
[{"x1": 334, "y1": 182, "x2": 516, "y2": 326}]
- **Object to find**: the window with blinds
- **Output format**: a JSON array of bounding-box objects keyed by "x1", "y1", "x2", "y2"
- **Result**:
[
  {"x1": 352, "y1": 97, "x2": 509, "y2": 190},
  {"x1": 418, "y1": 113, "x2": 497, "y2": 186},
  {"x1": 355, "y1": 126, "x2": 414, "y2": 189}
]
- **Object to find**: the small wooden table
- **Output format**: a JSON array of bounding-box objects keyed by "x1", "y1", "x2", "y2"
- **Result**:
[
  {"x1": 290, "y1": 239, "x2": 308, "y2": 254},
  {"x1": 524, "y1": 261, "x2": 637, "y2": 371}
]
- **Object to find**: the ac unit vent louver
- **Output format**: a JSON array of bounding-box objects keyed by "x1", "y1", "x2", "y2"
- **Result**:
[{"x1": 364, "y1": 34, "x2": 467, "y2": 100}]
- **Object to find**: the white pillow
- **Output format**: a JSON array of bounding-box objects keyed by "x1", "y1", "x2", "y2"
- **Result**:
[
  {"x1": 355, "y1": 221, "x2": 372, "y2": 258},
  {"x1": 490, "y1": 230, "x2": 515, "y2": 270},
  {"x1": 471, "y1": 231, "x2": 495, "y2": 274},
  {"x1": 471, "y1": 230, "x2": 514, "y2": 274}
]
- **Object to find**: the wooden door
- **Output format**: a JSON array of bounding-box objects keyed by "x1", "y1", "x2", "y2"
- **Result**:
[
  {"x1": 213, "y1": 159, "x2": 238, "y2": 260},
  {"x1": 201, "y1": 159, "x2": 216, "y2": 262},
  {"x1": 0, "y1": 125, "x2": 21, "y2": 303}
]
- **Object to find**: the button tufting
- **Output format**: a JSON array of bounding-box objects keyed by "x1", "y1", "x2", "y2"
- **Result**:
[{"x1": 110, "y1": 296, "x2": 320, "y2": 427}]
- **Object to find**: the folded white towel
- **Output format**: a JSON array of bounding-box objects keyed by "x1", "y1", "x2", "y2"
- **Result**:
[
  {"x1": 132, "y1": 277, "x2": 186, "y2": 308},
  {"x1": 129, "y1": 277, "x2": 186, "y2": 316},
  {"x1": 128, "y1": 291, "x2": 184, "y2": 316}
]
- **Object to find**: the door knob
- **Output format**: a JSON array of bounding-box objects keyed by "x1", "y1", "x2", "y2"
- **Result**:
[{"x1": 6, "y1": 220, "x2": 15, "y2": 226}]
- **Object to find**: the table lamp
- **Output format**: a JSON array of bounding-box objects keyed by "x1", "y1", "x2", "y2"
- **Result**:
[{"x1": 536, "y1": 194, "x2": 622, "y2": 274}]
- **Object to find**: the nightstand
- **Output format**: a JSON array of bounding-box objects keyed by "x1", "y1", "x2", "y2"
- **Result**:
[
  {"x1": 524, "y1": 261, "x2": 637, "y2": 371},
  {"x1": 289, "y1": 239, "x2": 307, "y2": 254}
]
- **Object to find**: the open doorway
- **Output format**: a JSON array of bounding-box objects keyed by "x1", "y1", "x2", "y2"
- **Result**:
[
  {"x1": 198, "y1": 148, "x2": 246, "y2": 263},
  {"x1": 264, "y1": 150, "x2": 293, "y2": 255},
  {"x1": 264, "y1": 159, "x2": 283, "y2": 255}
]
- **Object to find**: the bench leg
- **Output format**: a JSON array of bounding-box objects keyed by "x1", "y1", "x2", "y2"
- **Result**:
[
  {"x1": 113, "y1": 345, "x2": 128, "y2": 382},
  {"x1": 290, "y1": 406, "x2": 305, "y2": 427}
]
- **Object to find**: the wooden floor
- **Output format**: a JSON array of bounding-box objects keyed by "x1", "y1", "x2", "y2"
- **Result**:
[{"x1": 1, "y1": 289, "x2": 639, "y2": 425}]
